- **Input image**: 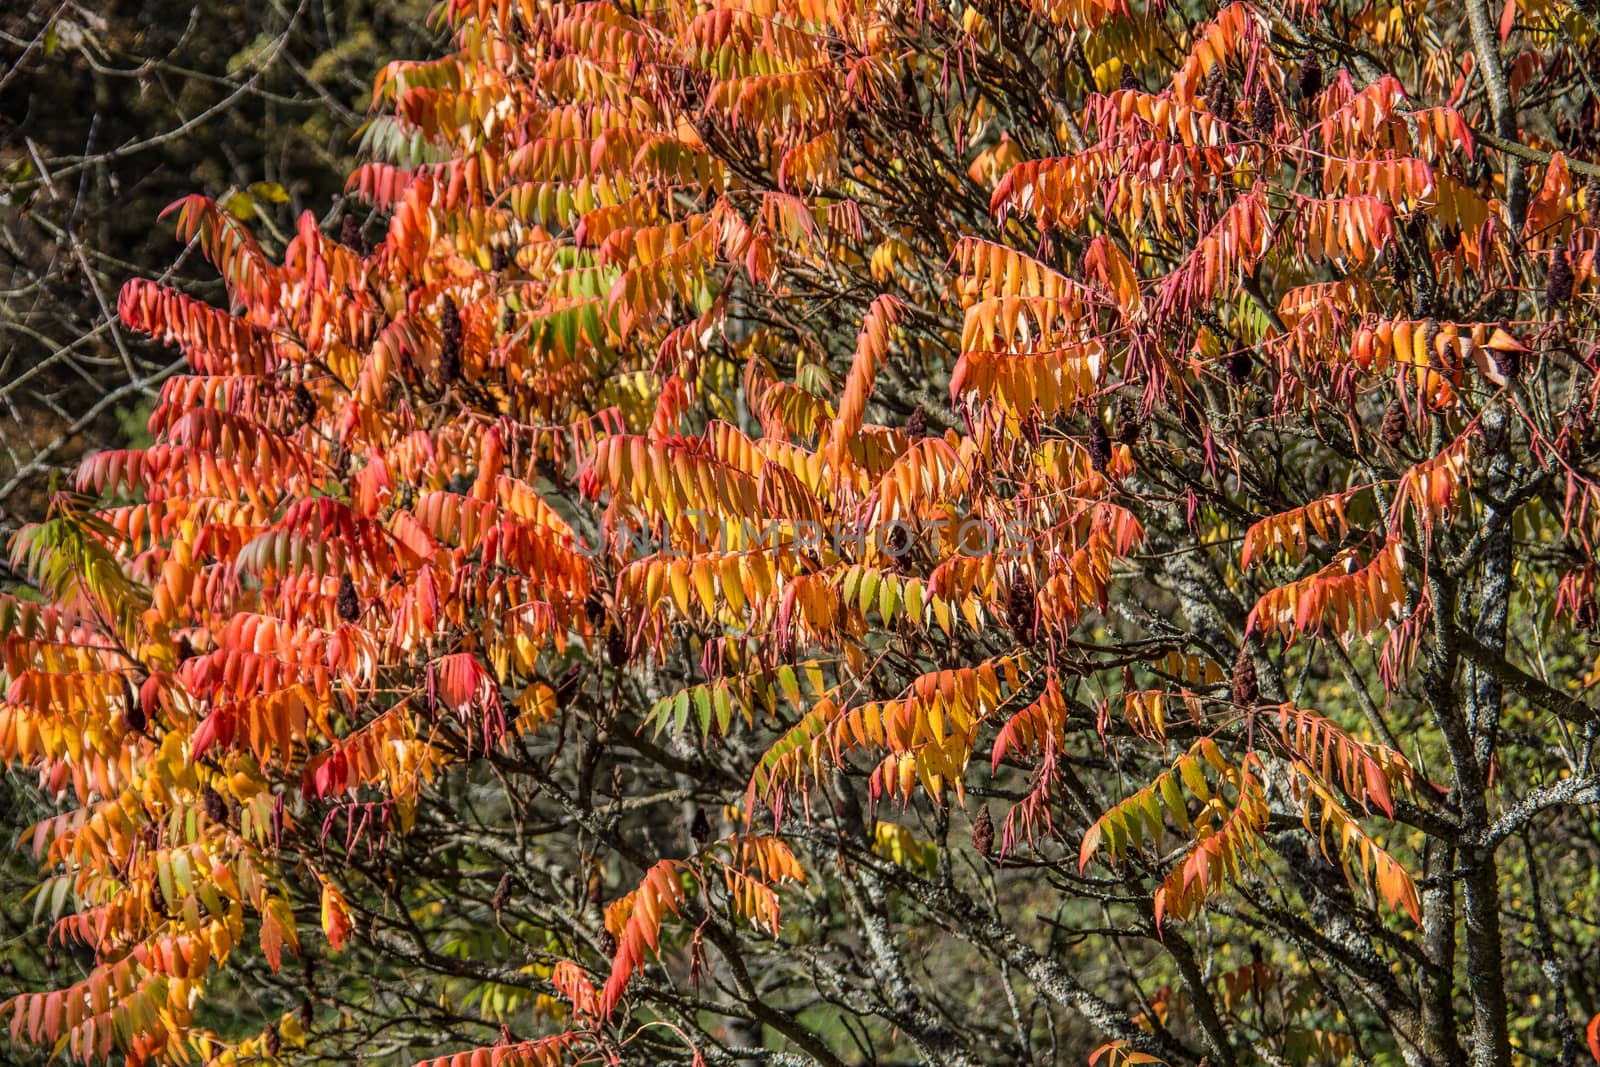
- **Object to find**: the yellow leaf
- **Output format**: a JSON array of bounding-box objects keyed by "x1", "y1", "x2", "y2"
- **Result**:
[
  {"x1": 223, "y1": 190, "x2": 258, "y2": 220},
  {"x1": 247, "y1": 181, "x2": 290, "y2": 204}
]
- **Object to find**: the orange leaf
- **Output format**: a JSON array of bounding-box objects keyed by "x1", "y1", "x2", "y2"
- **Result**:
[{"x1": 320, "y1": 881, "x2": 353, "y2": 953}]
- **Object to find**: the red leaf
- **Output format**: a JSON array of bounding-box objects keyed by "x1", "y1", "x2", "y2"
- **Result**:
[{"x1": 191, "y1": 708, "x2": 235, "y2": 757}]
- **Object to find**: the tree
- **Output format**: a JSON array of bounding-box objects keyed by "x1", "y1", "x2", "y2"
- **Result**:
[
  {"x1": 4, "y1": 0, "x2": 1600, "y2": 1064},
  {"x1": 0, "y1": 8, "x2": 437, "y2": 1061}
]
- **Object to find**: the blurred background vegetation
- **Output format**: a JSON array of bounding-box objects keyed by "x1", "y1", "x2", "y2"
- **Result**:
[
  {"x1": 0, "y1": 0, "x2": 438, "y2": 530},
  {"x1": 0, "y1": 1, "x2": 440, "y2": 1050}
]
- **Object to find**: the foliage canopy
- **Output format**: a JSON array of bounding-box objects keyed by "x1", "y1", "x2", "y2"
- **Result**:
[{"x1": 5, "y1": 0, "x2": 1600, "y2": 1064}]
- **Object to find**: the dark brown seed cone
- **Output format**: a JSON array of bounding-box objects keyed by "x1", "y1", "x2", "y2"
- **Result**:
[
  {"x1": 598, "y1": 929, "x2": 618, "y2": 957},
  {"x1": 492, "y1": 870, "x2": 512, "y2": 913},
  {"x1": 584, "y1": 593, "x2": 607, "y2": 627},
  {"x1": 1232, "y1": 644, "x2": 1259, "y2": 707},
  {"x1": 264, "y1": 1023, "x2": 281, "y2": 1056},
  {"x1": 1006, "y1": 574, "x2": 1037, "y2": 645},
  {"x1": 440, "y1": 295, "x2": 463, "y2": 383},
  {"x1": 689, "y1": 807, "x2": 711, "y2": 846},
  {"x1": 1206, "y1": 65, "x2": 1234, "y2": 124},
  {"x1": 1225, "y1": 349, "x2": 1254, "y2": 385},
  {"x1": 1121, "y1": 64, "x2": 1140, "y2": 91},
  {"x1": 176, "y1": 636, "x2": 196, "y2": 663},
  {"x1": 336, "y1": 574, "x2": 361, "y2": 623},
  {"x1": 440, "y1": 344, "x2": 462, "y2": 384},
  {"x1": 202, "y1": 786, "x2": 227, "y2": 824},
  {"x1": 1087, "y1": 422, "x2": 1112, "y2": 472},
  {"x1": 1410, "y1": 281, "x2": 1435, "y2": 319},
  {"x1": 490, "y1": 246, "x2": 510, "y2": 273},
  {"x1": 338, "y1": 214, "x2": 366, "y2": 257},
  {"x1": 1381, "y1": 399, "x2": 1409, "y2": 449},
  {"x1": 1489, "y1": 343, "x2": 1522, "y2": 381},
  {"x1": 1547, "y1": 242, "x2": 1575, "y2": 309},
  {"x1": 884, "y1": 521, "x2": 912, "y2": 557},
  {"x1": 606, "y1": 627, "x2": 631, "y2": 668},
  {"x1": 1250, "y1": 83, "x2": 1276, "y2": 138},
  {"x1": 1297, "y1": 54, "x2": 1323, "y2": 99},
  {"x1": 906, "y1": 405, "x2": 928, "y2": 438},
  {"x1": 1117, "y1": 407, "x2": 1141, "y2": 446},
  {"x1": 971, "y1": 805, "x2": 995, "y2": 859},
  {"x1": 1403, "y1": 213, "x2": 1427, "y2": 247},
  {"x1": 126, "y1": 696, "x2": 148, "y2": 736},
  {"x1": 441, "y1": 295, "x2": 462, "y2": 347},
  {"x1": 554, "y1": 663, "x2": 584, "y2": 709},
  {"x1": 292, "y1": 382, "x2": 317, "y2": 424}
]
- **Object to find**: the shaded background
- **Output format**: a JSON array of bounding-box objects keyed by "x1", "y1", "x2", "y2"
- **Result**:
[
  {"x1": 0, "y1": 0, "x2": 438, "y2": 1046},
  {"x1": 0, "y1": 0, "x2": 437, "y2": 531}
]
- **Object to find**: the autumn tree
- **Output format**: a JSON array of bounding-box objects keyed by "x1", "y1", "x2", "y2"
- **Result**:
[{"x1": 6, "y1": 0, "x2": 1600, "y2": 1065}]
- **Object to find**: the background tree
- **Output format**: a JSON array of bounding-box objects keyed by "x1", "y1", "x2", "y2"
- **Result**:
[{"x1": 5, "y1": 0, "x2": 1600, "y2": 1066}]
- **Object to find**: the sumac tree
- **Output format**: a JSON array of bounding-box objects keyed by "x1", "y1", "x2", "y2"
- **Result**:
[{"x1": 5, "y1": 0, "x2": 1600, "y2": 1065}]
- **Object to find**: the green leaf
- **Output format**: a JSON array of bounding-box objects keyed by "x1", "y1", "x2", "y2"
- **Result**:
[
  {"x1": 1140, "y1": 789, "x2": 1163, "y2": 842},
  {"x1": 857, "y1": 569, "x2": 877, "y2": 615},
  {"x1": 776, "y1": 665, "x2": 801, "y2": 707},
  {"x1": 904, "y1": 578, "x2": 925, "y2": 625},
  {"x1": 693, "y1": 686, "x2": 712, "y2": 736},
  {"x1": 673, "y1": 690, "x2": 690, "y2": 737},
  {"x1": 1161, "y1": 774, "x2": 1191, "y2": 833},
  {"x1": 1178, "y1": 754, "x2": 1211, "y2": 802},
  {"x1": 878, "y1": 574, "x2": 900, "y2": 622}
]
